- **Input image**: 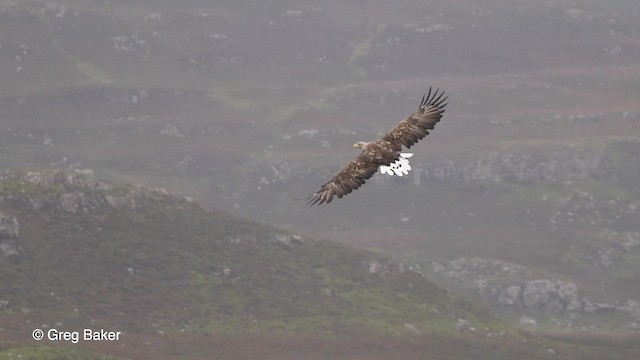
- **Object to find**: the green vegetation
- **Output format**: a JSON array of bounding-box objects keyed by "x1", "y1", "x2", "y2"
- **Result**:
[
  {"x1": 349, "y1": 24, "x2": 387, "y2": 77},
  {"x1": 208, "y1": 88, "x2": 257, "y2": 111},
  {"x1": 68, "y1": 55, "x2": 114, "y2": 85},
  {"x1": 0, "y1": 170, "x2": 485, "y2": 337}
]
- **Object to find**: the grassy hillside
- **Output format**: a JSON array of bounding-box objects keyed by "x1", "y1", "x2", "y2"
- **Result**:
[
  {"x1": 0, "y1": 169, "x2": 486, "y2": 336},
  {"x1": 1, "y1": 169, "x2": 639, "y2": 359}
]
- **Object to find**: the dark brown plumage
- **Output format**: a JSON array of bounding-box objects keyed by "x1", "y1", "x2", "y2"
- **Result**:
[{"x1": 307, "y1": 87, "x2": 447, "y2": 205}]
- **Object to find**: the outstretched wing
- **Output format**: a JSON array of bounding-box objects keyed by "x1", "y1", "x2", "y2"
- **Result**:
[
  {"x1": 382, "y1": 87, "x2": 447, "y2": 151},
  {"x1": 307, "y1": 153, "x2": 379, "y2": 206}
]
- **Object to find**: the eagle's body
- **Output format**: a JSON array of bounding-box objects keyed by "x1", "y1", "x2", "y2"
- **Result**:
[
  {"x1": 356, "y1": 139, "x2": 400, "y2": 165},
  {"x1": 307, "y1": 88, "x2": 447, "y2": 206}
]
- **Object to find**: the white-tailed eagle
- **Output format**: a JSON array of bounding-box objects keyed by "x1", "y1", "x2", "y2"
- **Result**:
[{"x1": 307, "y1": 88, "x2": 447, "y2": 205}]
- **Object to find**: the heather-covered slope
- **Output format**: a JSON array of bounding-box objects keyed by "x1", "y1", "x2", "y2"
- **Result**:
[
  {"x1": 2, "y1": 169, "x2": 639, "y2": 359},
  {"x1": 0, "y1": 169, "x2": 481, "y2": 337}
]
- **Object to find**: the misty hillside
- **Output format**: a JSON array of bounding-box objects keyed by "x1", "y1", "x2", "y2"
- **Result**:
[
  {"x1": 1, "y1": 0, "x2": 640, "y2": 358},
  {"x1": 3, "y1": 169, "x2": 640, "y2": 359},
  {"x1": 2, "y1": 0, "x2": 639, "y2": 178},
  {"x1": 2, "y1": 0, "x2": 640, "y2": 90},
  {"x1": 0, "y1": 169, "x2": 478, "y2": 335},
  {"x1": 0, "y1": 168, "x2": 491, "y2": 359}
]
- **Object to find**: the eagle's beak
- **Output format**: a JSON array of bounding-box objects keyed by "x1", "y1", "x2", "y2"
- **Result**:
[{"x1": 352, "y1": 143, "x2": 359, "y2": 149}]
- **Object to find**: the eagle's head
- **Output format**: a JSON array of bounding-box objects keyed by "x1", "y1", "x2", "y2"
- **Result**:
[{"x1": 353, "y1": 141, "x2": 370, "y2": 150}]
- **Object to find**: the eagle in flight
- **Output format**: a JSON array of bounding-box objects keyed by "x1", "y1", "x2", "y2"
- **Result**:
[{"x1": 307, "y1": 88, "x2": 447, "y2": 205}]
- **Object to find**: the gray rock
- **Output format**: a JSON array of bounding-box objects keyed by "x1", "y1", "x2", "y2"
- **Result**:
[
  {"x1": 416, "y1": 149, "x2": 613, "y2": 185},
  {"x1": 617, "y1": 300, "x2": 640, "y2": 320},
  {"x1": 0, "y1": 213, "x2": 21, "y2": 257},
  {"x1": 498, "y1": 285, "x2": 522, "y2": 307},
  {"x1": 160, "y1": 123, "x2": 185, "y2": 138},
  {"x1": 23, "y1": 169, "x2": 111, "y2": 191},
  {"x1": 404, "y1": 323, "x2": 422, "y2": 335},
  {"x1": 432, "y1": 257, "x2": 526, "y2": 282},
  {"x1": 456, "y1": 318, "x2": 475, "y2": 332},
  {"x1": 105, "y1": 195, "x2": 137, "y2": 209},
  {"x1": 519, "y1": 315, "x2": 537, "y2": 326},
  {"x1": 59, "y1": 193, "x2": 86, "y2": 213},
  {"x1": 268, "y1": 233, "x2": 301, "y2": 246},
  {"x1": 596, "y1": 303, "x2": 616, "y2": 311},
  {"x1": 594, "y1": 230, "x2": 640, "y2": 268},
  {"x1": 0, "y1": 213, "x2": 20, "y2": 239},
  {"x1": 522, "y1": 279, "x2": 581, "y2": 314},
  {"x1": 473, "y1": 279, "x2": 488, "y2": 295},
  {"x1": 582, "y1": 299, "x2": 597, "y2": 313},
  {"x1": 0, "y1": 242, "x2": 21, "y2": 257},
  {"x1": 565, "y1": 299, "x2": 583, "y2": 313},
  {"x1": 27, "y1": 195, "x2": 53, "y2": 211},
  {"x1": 368, "y1": 260, "x2": 385, "y2": 276},
  {"x1": 597, "y1": 247, "x2": 618, "y2": 269}
]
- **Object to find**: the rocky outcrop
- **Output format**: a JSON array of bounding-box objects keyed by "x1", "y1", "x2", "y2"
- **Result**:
[
  {"x1": 519, "y1": 315, "x2": 537, "y2": 326},
  {"x1": 431, "y1": 256, "x2": 640, "y2": 328},
  {"x1": 59, "y1": 192, "x2": 88, "y2": 213},
  {"x1": 521, "y1": 280, "x2": 582, "y2": 313},
  {"x1": 226, "y1": 233, "x2": 304, "y2": 247},
  {"x1": 23, "y1": 169, "x2": 112, "y2": 191},
  {"x1": 433, "y1": 258, "x2": 581, "y2": 314},
  {"x1": 455, "y1": 318, "x2": 476, "y2": 332},
  {"x1": 267, "y1": 233, "x2": 304, "y2": 246},
  {"x1": 0, "y1": 212, "x2": 19, "y2": 239},
  {"x1": 432, "y1": 257, "x2": 528, "y2": 283},
  {"x1": 104, "y1": 194, "x2": 138, "y2": 209},
  {"x1": 400, "y1": 148, "x2": 613, "y2": 186},
  {"x1": 0, "y1": 212, "x2": 21, "y2": 257},
  {"x1": 3, "y1": 169, "x2": 203, "y2": 255},
  {"x1": 255, "y1": 143, "x2": 630, "y2": 192},
  {"x1": 1, "y1": 169, "x2": 201, "y2": 215},
  {"x1": 366, "y1": 260, "x2": 423, "y2": 278},
  {"x1": 403, "y1": 323, "x2": 422, "y2": 335},
  {"x1": 594, "y1": 230, "x2": 640, "y2": 269}
]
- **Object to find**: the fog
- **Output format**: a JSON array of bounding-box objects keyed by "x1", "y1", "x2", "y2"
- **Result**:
[{"x1": 1, "y1": 0, "x2": 640, "y2": 358}]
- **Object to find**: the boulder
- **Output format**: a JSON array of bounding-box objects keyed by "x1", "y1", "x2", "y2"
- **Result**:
[
  {"x1": 0, "y1": 212, "x2": 20, "y2": 239},
  {"x1": 519, "y1": 315, "x2": 537, "y2": 326},
  {"x1": 0, "y1": 212, "x2": 21, "y2": 257},
  {"x1": 403, "y1": 323, "x2": 422, "y2": 335},
  {"x1": 498, "y1": 285, "x2": 522, "y2": 307},
  {"x1": 522, "y1": 279, "x2": 581, "y2": 314}
]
